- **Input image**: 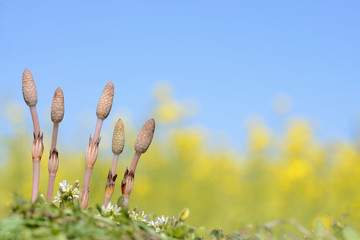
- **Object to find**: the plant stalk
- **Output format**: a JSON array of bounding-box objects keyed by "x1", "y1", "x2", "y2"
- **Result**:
[
  {"x1": 103, "y1": 196, "x2": 110, "y2": 207},
  {"x1": 31, "y1": 160, "x2": 40, "y2": 203},
  {"x1": 81, "y1": 167, "x2": 93, "y2": 209},
  {"x1": 47, "y1": 122, "x2": 59, "y2": 203},
  {"x1": 46, "y1": 174, "x2": 56, "y2": 203},
  {"x1": 80, "y1": 118, "x2": 102, "y2": 209},
  {"x1": 111, "y1": 154, "x2": 119, "y2": 176},
  {"x1": 82, "y1": 167, "x2": 93, "y2": 193},
  {"x1": 93, "y1": 118, "x2": 103, "y2": 144},
  {"x1": 51, "y1": 123, "x2": 59, "y2": 152},
  {"x1": 129, "y1": 152, "x2": 141, "y2": 173},
  {"x1": 30, "y1": 106, "x2": 40, "y2": 136},
  {"x1": 29, "y1": 105, "x2": 41, "y2": 203},
  {"x1": 123, "y1": 195, "x2": 129, "y2": 207}
]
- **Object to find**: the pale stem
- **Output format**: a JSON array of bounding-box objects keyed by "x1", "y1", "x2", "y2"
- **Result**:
[
  {"x1": 46, "y1": 174, "x2": 56, "y2": 203},
  {"x1": 31, "y1": 160, "x2": 40, "y2": 203},
  {"x1": 81, "y1": 167, "x2": 93, "y2": 208},
  {"x1": 51, "y1": 123, "x2": 59, "y2": 152},
  {"x1": 111, "y1": 154, "x2": 119, "y2": 176},
  {"x1": 80, "y1": 118, "x2": 103, "y2": 209},
  {"x1": 103, "y1": 196, "x2": 111, "y2": 207},
  {"x1": 93, "y1": 118, "x2": 103, "y2": 144},
  {"x1": 123, "y1": 195, "x2": 129, "y2": 208},
  {"x1": 82, "y1": 167, "x2": 93, "y2": 192},
  {"x1": 29, "y1": 106, "x2": 40, "y2": 136},
  {"x1": 129, "y1": 152, "x2": 141, "y2": 173}
]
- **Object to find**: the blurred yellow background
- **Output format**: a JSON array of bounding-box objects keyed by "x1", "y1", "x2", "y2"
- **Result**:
[{"x1": 1, "y1": 84, "x2": 360, "y2": 233}]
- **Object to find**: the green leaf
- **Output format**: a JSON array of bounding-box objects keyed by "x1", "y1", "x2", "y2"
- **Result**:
[
  {"x1": 210, "y1": 229, "x2": 224, "y2": 239},
  {"x1": 195, "y1": 226, "x2": 207, "y2": 238},
  {"x1": 167, "y1": 225, "x2": 189, "y2": 239},
  {"x1": 95, "y1": 204, "x2": 102, "y2": 214},
  {"x1": 315, "y1": 219, "x2": 324, "y2": 232},
  {"x1": 343, "y1": 227, "x2": 360, "y2": 240},
  {"x1": 117, "y1": 195, "x2": 125, "y2": 206}
]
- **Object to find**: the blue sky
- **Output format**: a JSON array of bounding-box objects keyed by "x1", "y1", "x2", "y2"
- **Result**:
[{"x1": 1, "y1": 1, "x2": 360, "y2": 148}]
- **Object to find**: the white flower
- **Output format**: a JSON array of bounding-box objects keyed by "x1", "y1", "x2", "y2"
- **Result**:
[
  {"x1": 99, "y1": 202, "x2": 122, "y2": 218},
  {"x1": 157, "y1": 215, "x2": 169, "y2": 225},
  {"x1": 128, "y1": 208, "x2": 178, "y2": 233},
  {"x1": 53, "y1": 179, "x2": 80, "y2": 204},
  {"x1": 112, "y1": 205, "x2": 122, "y2": 216},
  {"x1": 129, "y1": 209, "x2": 148, "y2": 223}
]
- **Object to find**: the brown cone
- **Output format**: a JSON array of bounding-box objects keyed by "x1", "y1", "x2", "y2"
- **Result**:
[
  {"x1": 22, "y1": 69, "x2": 38, "y2": 107},
  {"x1": 134, "y1": 119, "x2": 155, "y2": 154},
  {"x1": 96, "y1": 81, "x2": 114, "y2": 120},
  {"x1": 112, "y1": 119, "x2": 125, "y2": 155},
  {"x1": 51, "y1": 87, "x2": 64, "y2": 123}
]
